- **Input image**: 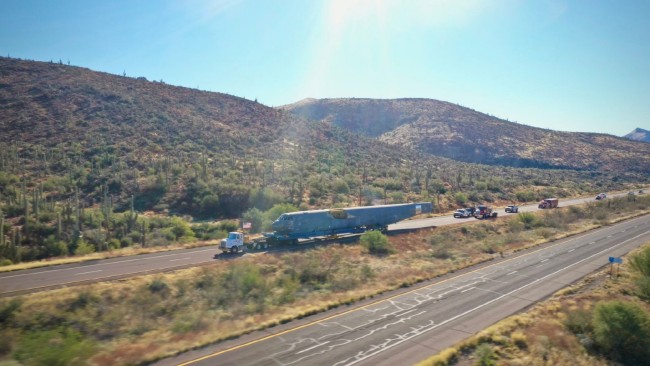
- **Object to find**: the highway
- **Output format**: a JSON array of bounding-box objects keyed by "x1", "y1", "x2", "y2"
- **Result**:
[
  {"x1": 0, "y1": 191, "x2": 640, "y2": 296},
  {"x1": 166, "y1": 213, "x2": 650, "y2": 366}
]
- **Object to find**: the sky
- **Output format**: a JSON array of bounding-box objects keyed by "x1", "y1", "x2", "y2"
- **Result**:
[{"x1": 1, "y1": 0, "x2": 648, "y2": 136}]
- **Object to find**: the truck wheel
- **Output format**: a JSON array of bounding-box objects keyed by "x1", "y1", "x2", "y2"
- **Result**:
[{"x1": 231, "y1": 246, "x2": 238, "y2": 253}]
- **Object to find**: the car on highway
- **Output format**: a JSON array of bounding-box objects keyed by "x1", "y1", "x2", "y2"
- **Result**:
[
  {"x1": 505, "y1": 205, "x2": 519, "y2": 213},
  {"x1": 596, "y1": 193, "x2": 607, "y2": 200},
  {"x1": 453, "y1": 209, "x2": 471, "y2": 218}
]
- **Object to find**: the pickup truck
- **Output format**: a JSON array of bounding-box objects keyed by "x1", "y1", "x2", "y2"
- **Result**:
[
  {"x1": 453, "y1": 209, "x2": 471, "y2": 218},
  {"x1": 505, "y1": 205, "x2": 519, "y2": 213}
]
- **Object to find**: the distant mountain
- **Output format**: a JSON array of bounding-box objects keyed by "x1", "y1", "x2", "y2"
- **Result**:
[
  {"x1": 282, "y1": 98, "x2": 650, "y2": 173},
  {"x1": 624, "y1": 128, "x2": 650, "y2": 143}
]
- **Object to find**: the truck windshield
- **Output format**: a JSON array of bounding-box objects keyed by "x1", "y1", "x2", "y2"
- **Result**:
[{"x1": 228, "y1": 233, "x2": 239, "y2": 239}]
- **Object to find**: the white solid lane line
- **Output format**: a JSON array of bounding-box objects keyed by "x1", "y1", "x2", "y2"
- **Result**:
[{"x1": 74, "y1": 270, "x2": 102, "y2": 276}]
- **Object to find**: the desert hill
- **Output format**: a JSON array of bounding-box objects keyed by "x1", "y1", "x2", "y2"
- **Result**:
[
  {"x1": 0, "y1": 57, "x2": 467, "y2": 217},
  {"x1": 282, "y1": 98, "x2": 650, "y2": 173}
]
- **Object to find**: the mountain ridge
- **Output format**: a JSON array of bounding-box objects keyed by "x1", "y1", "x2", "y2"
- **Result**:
[{"x1": 281, "y1": 98, "x2": 650, "y2": 173}]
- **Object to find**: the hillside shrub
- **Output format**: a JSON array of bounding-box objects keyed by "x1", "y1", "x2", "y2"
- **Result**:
[
  {"x1": 0, "y1": 298, "x2": 22, "y2": 325},
  {"x1": 360, "y1": 230, "x2": 394, "y2": 255},
  {"x1": 629, "y1": 246, "x2": 650, "y2": 277},
  {"x1": 629, "y1": 246, "x2": 650, "y2": 300},
  {"x1": 73, "y1": 239, "x2": 95, "y2": 256},
  {"x1": 242, "y1": 208, "x2": 264, "y2": 233},
  {"x1": 454, "y1": 192, "x2": 468, "y2": 205},
  {"x1": 515, "y1": 190, "x2": 536, "y2": 202},
  {"x1": 13, "y1": 327, "x2": 96, "y2": 366},
  {"x1": 592, "y1": 300, "x2": 650, "y2": 365},
  {"x1": 517, "y1": 212, "x2": 536, "y2": 229},
  {"x1": 264, "y1": 204, "x2": 298, "y2": 227},
  {"x1": 474, "y1": 343, "x2": 497, "y2": 366}
]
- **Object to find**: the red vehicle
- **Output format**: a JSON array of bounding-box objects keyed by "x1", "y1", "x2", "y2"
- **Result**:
[
  {"x1": 538, "y1": 198, "x2": 558, "y2": 209},
  {"x1": 474, "y1": 205, "x2": 497, "y2": 219}
]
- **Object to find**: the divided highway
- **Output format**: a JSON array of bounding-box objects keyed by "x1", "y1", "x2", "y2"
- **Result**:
[
  {"x1": 0, "y1": 192, "x2": 640, "y2": 296},
  {"x1": 168, "y1": 213, "x2": 650, "y2": 366}
]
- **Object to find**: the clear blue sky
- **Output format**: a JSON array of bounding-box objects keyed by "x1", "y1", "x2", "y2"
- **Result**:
[{"x1": 1, "y1": 0, "x2": 648, "y2": 136}]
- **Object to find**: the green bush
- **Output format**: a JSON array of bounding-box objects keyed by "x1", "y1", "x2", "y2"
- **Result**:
[
  {"x1": 515, "y1": 190, "x2": 536, "y2": 202},
  {"x1": 73, "y1": 239, "x2": 95, "y2": 256},
  {"x1": 0, "y1": 298, "x2": 22, "y2": 325},
  {"x1": 264, "y1": 204, "x2": 298, "y2": 222},
  {"x1": 630, "y1": 246, "x2": 650, "y2": 277},
  {"x1": 454, "y1": 192, "x2": 468, "y2": 205},
  {"x1": 13, "y1": 328, "x2": 95, "y2": 366},
  {"x1": 148, "y1": 278, "x2": 170, "y2": 295},
  {"x1": 564, "y1": 308, "x2": 593, "y2": 334},
  {"x1": 629, "y1": 246, "x2": 650, "y2": 300},
  {"x1": 592, "y1": 300, "x2": 650, "y2": 365},
  {"x1": 517, "y1": 212, "x2": 536, "y2": 229},
  {"x1": 635, "y1": 276, "x2": 650, "y2": 301},
  {"x1": 242, "y1": 208, "x2": 264, "y2": 233},
  {"x1": 475, "y1": 343, "x2": 497, "y2": 366},
  {"x1": 360, "y1": 230, "x2": 394, "y2": 255}
]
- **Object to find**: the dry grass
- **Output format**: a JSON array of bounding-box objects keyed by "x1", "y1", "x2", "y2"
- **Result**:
[{"x1": 1, "y1": 197, "x2": 649, "y2": 365}]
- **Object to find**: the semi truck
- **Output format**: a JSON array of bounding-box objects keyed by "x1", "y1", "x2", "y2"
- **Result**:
[
  {"x1": 538, "y1": 198, "x2": 559, "y2": 209},
  {"x1": 220, "y1": 202, "x2": 433, "y2": 253}
]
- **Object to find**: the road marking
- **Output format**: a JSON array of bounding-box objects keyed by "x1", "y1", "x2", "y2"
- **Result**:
[
  {"x1": 74, "y1": 270, "x2": 102, "y2": 276},
  {"x1": 0, "y1": 258, "x2": 219, "y2": 296},
  {"x1": 394, "y1": 309, "x2": 418, "y2": 317},
  {"x1": 0, "y1": 247, "x2": 215, "y2": 279},
  {"x1": 461, "y1": 287, "x2": 476, "y2": 293},
  {"x1": 568, "y1": 249, "x2": 575, "y2": 253},
  {"x1": 178, "y1": 219, "x2": 650, "y2": 366},
  {"x1": 541, "y1": 259, "x2": 549, "y2": 263},
  {"x1": 296, "y1": 341, "x2": 330, "y2": 355},
  {"x1": 589, "y1": 241, "x2": 596, "y2": 245},
  {"x1": 170, "y1": 257, "x2": 191, "y2": 262},
  {"x1": 340, "y1": 229, "x2": 650, "y2": 366},
  {"x1": 507, "y1": 271, "x2": 518, "y2": 275}
]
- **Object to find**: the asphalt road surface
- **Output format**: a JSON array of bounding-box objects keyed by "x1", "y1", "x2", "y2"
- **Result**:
[
  {"x1": 164, "y1": 213, "x2": 650, "y2": 366},
  {"x1": 0, "y1": 191, "x2": 642, "y2": 296}
]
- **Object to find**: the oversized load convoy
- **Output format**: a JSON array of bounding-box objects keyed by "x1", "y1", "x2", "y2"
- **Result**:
[{"x1": 220, "y1": 202, "x2": 433, "y2": 253}]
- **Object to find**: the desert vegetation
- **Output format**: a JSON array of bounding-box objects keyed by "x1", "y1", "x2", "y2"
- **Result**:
[
  {"x1": 1, "y1": 56, "x2": 647, "y2": 267},
  {"x1": 0, "y1": 195, "x2": 648, "y2": 365},
  {"x1": 0, "y1": 132, "x2": 641, "y2": 266}
]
